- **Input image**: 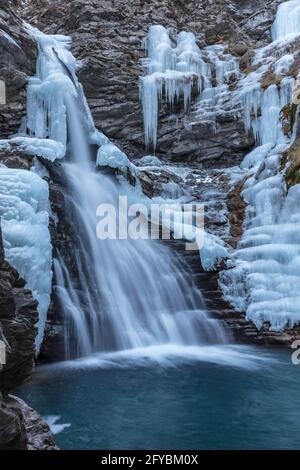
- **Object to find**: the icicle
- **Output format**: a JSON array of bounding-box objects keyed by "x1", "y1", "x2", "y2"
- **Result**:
[{"x1": 140, "y1": 26, "x2": 206, "y2": 150}]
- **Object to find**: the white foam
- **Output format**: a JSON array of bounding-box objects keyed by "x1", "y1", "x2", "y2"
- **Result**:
[
  {"x1": 44, "y1": 415, "x2": 71, "y2": 435},
  {"x1": 37, "y1": 345, "x2": 278, "y2": 371}
]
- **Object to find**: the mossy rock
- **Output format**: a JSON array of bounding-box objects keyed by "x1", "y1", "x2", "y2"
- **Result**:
[
  {"x1": 282, "y1": 133, "x2": 300, "y2": 188},
  {"x1": 280, "y1": 103, "x2": 297, "y2": 137}
]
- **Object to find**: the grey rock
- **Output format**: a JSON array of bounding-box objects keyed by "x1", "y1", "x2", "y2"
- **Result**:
[
  {"x1": 0, "y1": 223, "x2": 38, "y2": 392},
  {"x1": 0, "y1": 219, "x2": 57, "y2": 449},
  {"x1": 0, "y1": 0, "x2": 37, "y2": 138},
  {"x1": 0, "y1": 394, "x2": 57, "y2": 450}
]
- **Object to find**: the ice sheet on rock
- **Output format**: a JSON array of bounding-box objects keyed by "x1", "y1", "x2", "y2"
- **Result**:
[
  {"x1": 96, "y1": 143, "x2": 137, "y2": 174},
  {"x1": 275, "y1": 54, "x2": 295, "y2": 75},
  {"x1": 89, "y1": 129, "x2": 110, "y2": 147},
  {"x1": 0, "y1": 28, "x2": 20, "y2": 48},
  {"x1": 241, "y1": 144, "x2": 275, "y2": 170},
  {"x1": 137, "y1": 155, "x2": 163, "y2": 167},
  {"x1": 200, "y1": 232, "x2": 229, "y2": 272},
  {"x1": 192, "y1": 45, "x2": 240, "y2": 132},
  {"x1": 10, "y1": 137, "x2": 65, "y2": 162},
  {"x1": 31, "y1": 157, "x2": 49, "y2": 178},
  {"x1": 0, "y1": 167, "x2": 52, "y2": 350}
]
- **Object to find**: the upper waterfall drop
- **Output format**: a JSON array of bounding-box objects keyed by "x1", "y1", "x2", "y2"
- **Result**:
[{"x1": 272, "y1": 0, "x2": 300, "y2": 41}]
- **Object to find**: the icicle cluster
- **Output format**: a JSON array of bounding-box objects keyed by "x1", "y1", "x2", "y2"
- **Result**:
[
  {"x1": 26, "y1": 27, "x2": 78, "y2": 150},
  {"x1": 139, "y1": 27, "x2": 241, "y2": 150},
  {"x1": 139, "y1": 26, "x2": 209, "y2": 150}
]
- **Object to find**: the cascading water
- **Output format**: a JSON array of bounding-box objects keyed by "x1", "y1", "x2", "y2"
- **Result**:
[
  {"x1": 22, "y1": 26, "x2": 227, "y2": 359},
  {"x1": 55, "y1": 96, "x2": 227, "y2": 357},
  {"x1": 272, "y1": 0, "x2": 300, "y2": 41}
]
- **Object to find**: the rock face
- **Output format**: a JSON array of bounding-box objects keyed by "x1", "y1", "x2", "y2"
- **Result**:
[
  {"x1": 22, "y1": 0, "x2": 283, "y2": 165},
  {"x1": 0, "y1": 0, "x2": 37, "y2": 138},
  {"x1": 0, "y1": 394, "x2": 57, "y2": 450},
  {"x1": 0, "y1": 224, "x2": 38, "y2": 393},
  {"x1": 0, "y1": 224, "x2": 57, "y2": 449}
]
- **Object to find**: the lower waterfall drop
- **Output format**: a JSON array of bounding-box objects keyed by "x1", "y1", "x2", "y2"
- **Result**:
[{"x1": 54, "y1": 96, "x2": 227, "y2": 358}]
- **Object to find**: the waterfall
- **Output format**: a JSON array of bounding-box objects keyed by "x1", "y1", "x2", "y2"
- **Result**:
[
  {"x1": 22, "y1": 26, "x2": 227, "y2": 358},
  {"x1": 56, "y1": 97, "x2": 227, "y2": 357},
  {"x1": 272, "y1": 0, "x2": 300, "y2": 41}
]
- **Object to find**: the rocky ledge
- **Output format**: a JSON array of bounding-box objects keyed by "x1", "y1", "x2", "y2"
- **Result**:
[
  {"x1": 0, "y1": 395, "x2": 57, "y2": 450},
  {"x1": 0, "y1": 224, "x2": 56, "y2": 449}
]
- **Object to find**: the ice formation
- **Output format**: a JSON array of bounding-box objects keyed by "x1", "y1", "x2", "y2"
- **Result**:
[
  {"x1": 0, "y1": 167, "x2": 52, "y2": 349},
  {"x1": 193, "y1": 45, "x2": 240, "y2": 132},
  {"x1": 96, "y1": 143, "x2": 135, "y2": 172},
  {"x1": 0, "y1": 28, "x2": 20, "y2": 48},
  {"x1": 236, "y1": 64, "x2": 294, "y2": 145},
  {"x1": 11, "y1": 137, "x2": 65, "y2": 162},
  {"x1": 25, "y1": 26, "x2": 78, "y2": 150},
  {"x1": 219, "y1": 1, "x2": 300, "y2": 331},
  {"x1": 0, "y1": 26, "x2": 79, "y2": 350},
  {"x1": 140, "y1": 26, "x2": 241, "y2": 149},
  {"x1": 140, "y1": 26, "x2": 210, "y2": 150}
]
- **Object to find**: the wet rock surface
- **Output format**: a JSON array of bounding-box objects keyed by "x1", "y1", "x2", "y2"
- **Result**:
[
  {"x1": 0, "y1": 224, "x2": 38, "y2": 392},
  {"x1": 0, "y1": 394, "x2": 57, "y2": 450}
]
